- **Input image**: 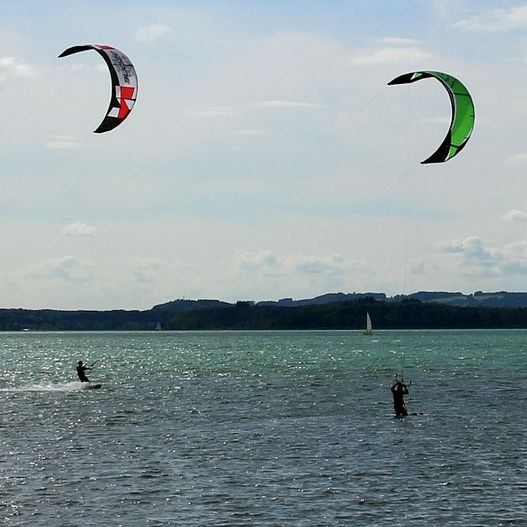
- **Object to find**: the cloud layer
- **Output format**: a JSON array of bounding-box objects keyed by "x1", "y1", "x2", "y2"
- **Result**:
[
  {"x1": 455, "y1": 5, "x2": 527, "y2": 32},
  {"x1": 0, "y1": 2, "x2": 525, "y2": 308},
  {"x1": 135, "y1": 24, "x2": 173, "y2": 42},
  {"x1": 63, "y1": 222, "x2": 97, "y2": 237}
]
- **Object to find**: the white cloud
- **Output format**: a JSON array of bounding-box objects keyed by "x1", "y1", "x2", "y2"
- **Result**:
[
  {"x1": 127, "y1": 257, "x2": 166, "y2": 284},
  {"x1": 501, "y1": 209, "x2": 527, "y2": 222},
  {"x1": 422, "y1": 116, "x2": 452, "y2": 125},
  {"x1": 350, "y1": 46, "x2": 431, "y2": 65},
  {"x1": 63, "y1": 222, "x2": 97, "y2": 237},
  {"x1": 239, "y1": 250, "x2": 280, "y2": 270},
  {"x1": 43, "y1": 136, "x2": 92, "y2": 149},
  {"x1": 455, "y1": 5, "x2": 527, "y2": 32},
  {"x1": 291, "y1": 254, "x2": 345, "y2": 274},
  {"x1": 237, "y1": 250, "x2": 363, "y2": 276},
  {"x1": 408, "y1": 259, "x2": 425, "y2": 276},
  {"x1": 135, "y1": 24, "x2": 173, "y2": 42},
  {"x1": 373, "y1": 37, "x2": 421, "y2": 46},
  {"x1": 442, "y1": 236, "x2": 488, "y2": 256},
  {"x1": 351, "y1": 37, "x2": 431, "y2": 65},
  {"x1": 229, "y1": 129, "x2": 266, "y2": 137},
  {"x1": 36, "y1": 256, "x2": 93, "y2": 284},
  {"x1": 182, "y1": 100, "x2": 327, "y2": 120},
  {"x1": 439, "y1": 236, "x2": 527, "y2": 276},
  {"x1": 250, "y1": 100, "x2": 328, "y2": 110},
  {"x1": 503, "y1": 152, "x2": 527, "y2": 165},
  {"x1": 182, "y1": 106, "x2": 238, "y2": 117},
  {"x1": 231, "y1": 249, "x2": 371, "y2": 301},
  {"x1": 0, "y1": 56, "x2": 34, "y2": 77},
  {"x1": 431, "y1": 0, "x2": 461, "y2": 18}
]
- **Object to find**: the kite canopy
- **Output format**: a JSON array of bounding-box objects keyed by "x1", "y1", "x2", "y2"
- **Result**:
[
  {"x1": 59, "y1": 44, "x2": 138, "y2": 133},
  {"x1": 388, "y1": 71, "x2": 475, "y2": 164}
]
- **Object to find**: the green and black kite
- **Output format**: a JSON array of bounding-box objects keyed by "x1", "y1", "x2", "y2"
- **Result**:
[{"x1": 388, "y1": 71, "x2": 475, "y2": 164}]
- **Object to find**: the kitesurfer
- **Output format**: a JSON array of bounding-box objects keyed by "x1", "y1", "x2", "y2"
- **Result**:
[
  {"x1": 391, "y1": 378, "x2": 409, "y2": 417},
  {"x1": 76, "y1": 361, "x2": 92, "y2": 382}
]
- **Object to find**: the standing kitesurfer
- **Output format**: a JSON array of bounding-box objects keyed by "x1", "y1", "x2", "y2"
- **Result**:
[
  {"x1": 76, "y1": 361, "x2": 92, "y2": 382},
  {"x1": 391, "y1": 377, "x2": 409, "y2": 417}
]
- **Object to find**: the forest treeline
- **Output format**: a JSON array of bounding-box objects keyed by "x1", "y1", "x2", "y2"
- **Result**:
[
  {"x1": 2, "y1": 297, "x2": 527, "y2": 331},
  {"x1": 165, "y1": 299, "x2": 527, "y2": 330}
]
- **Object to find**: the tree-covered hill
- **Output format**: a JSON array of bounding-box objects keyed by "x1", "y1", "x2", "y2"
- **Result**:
[
  {"x1": 166, "y1": 298, "x2": 527, "y2": 330},
  {"x1": 3, "y1": 295, "x2": 527, "y2": 331}
]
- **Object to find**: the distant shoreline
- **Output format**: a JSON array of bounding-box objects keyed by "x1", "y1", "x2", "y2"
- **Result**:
[{"x1": 2, "y1": 293, "x2": 527, "y2": 331}]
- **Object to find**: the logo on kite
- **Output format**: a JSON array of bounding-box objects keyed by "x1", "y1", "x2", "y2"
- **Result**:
[
  {"x1": 59, "y1": 44, "x2": 138, "y2": 133},
  {"x1": 388, "y1": 71, "x2": 475, "y2": 164}
]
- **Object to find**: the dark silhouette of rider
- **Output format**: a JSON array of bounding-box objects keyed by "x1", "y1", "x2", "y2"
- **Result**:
[
  {"x1": 76, "y1": 361, "x2": 92, "y2": 382},
  {"x1": 391, "y1": 379, "x2": 409, "y2": 417}
]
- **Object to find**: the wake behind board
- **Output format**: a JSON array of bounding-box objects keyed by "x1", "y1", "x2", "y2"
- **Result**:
[
  {"x1": 391, "y1": 412, "x2": 426, "y2": 419},
  {"x1": 81, "y1": 383, "x2": 102, "y2": 390}
]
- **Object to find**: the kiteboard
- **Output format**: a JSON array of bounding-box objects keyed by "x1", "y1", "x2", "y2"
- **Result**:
[{"x1": 81, "y1": 383, "x2": 102, "y2": 390}]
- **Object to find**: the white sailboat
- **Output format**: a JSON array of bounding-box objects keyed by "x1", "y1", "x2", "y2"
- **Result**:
[{"x1": 363, "y1": 311, "x2": 373, "y2": 335}]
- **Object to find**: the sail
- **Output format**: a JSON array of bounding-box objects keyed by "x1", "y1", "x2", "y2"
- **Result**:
[{"x1": 364, "y1": 312, "x2": 373, "y2": 335}]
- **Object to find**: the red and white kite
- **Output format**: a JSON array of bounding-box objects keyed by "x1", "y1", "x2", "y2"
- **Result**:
[{"x1": 59, "y1": 44, "x2": 138, "y2": 133}]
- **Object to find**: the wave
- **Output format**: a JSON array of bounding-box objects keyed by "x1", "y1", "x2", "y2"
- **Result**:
[{"x1": 0, "y1": 381, "x2": 89, "y2": 392}]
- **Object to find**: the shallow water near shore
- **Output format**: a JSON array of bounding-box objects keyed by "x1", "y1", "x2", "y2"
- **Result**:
[{"x1": 1, "y1": 330, "x2": 526, "y2": 526}]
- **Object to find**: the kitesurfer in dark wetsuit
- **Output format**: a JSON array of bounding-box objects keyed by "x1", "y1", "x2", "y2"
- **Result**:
[
  {"x1": 391, "y1": 379, "x2": 409, "y2": 417},
  {"x1": 76, "y1": 361, "x2": 92, "y2": 382}
]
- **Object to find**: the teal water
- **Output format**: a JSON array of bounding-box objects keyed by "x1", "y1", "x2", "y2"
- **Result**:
[{"x1": 1, "y1": 330, "x2": 526, "y2": 526}]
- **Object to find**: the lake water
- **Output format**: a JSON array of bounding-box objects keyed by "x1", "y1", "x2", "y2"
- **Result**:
[{"x1": 1, "y1": 330, "x2": 526, "y2": 526}]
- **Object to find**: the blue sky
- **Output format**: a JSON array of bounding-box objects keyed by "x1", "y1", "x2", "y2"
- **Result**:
[{"x1": 2, "y1": 1, "x2": 527, "y2": 309}]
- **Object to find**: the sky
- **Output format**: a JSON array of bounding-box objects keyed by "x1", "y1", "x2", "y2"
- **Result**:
[{"x1": 2, "y1": 0, "x2": 527, "y2": 310}]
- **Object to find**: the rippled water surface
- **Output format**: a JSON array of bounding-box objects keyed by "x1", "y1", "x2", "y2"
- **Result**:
[{"x1": 1, "y1": 330, "x2": 526, "y2": 526}]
